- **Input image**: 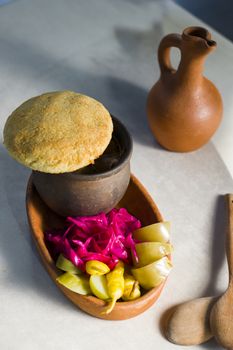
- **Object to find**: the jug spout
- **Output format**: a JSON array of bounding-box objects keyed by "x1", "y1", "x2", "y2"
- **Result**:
[{"x1": 182, "y1": 26, "x2": 216, "y2": 53}]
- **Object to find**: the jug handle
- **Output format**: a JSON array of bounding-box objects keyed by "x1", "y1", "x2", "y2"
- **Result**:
[{"x1": 158, "y1": 33, "x2": 182, "y2": 75}]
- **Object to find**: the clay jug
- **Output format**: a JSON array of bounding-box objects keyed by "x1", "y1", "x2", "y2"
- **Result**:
[{"x1": 147, "y1": 26, "x2": 223, "y2": 152}]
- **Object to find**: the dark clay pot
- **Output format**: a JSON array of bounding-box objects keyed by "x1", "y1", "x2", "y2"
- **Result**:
[{"x1": 32, "y1": 116, "x2": 132, "y2": 217}]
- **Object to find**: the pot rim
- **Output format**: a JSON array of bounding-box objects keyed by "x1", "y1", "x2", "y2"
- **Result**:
[{"x1": 36, "y1": 115, "x2": 133, "y2": 181}]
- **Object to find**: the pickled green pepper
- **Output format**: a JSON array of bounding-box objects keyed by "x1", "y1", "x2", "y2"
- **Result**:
[
  {"x1": 56, "y1": 254, "x2": 82, "y2": 274},
  {"x1": 56, "y1": 272, "x2": 91, "y2": 295}
]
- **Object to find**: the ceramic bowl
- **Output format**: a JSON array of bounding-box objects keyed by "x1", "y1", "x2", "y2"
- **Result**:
[
  {"x1": 32, "y1": 116, "x2": 132, "y2": 217},
  {"x1": 26, "y1": 174, "x2": 168, "y2": 320}
]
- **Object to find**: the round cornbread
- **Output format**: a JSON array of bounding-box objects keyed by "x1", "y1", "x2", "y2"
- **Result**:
[{"x1": 3, "y1": 91, "x2": 113, "y2": 173}]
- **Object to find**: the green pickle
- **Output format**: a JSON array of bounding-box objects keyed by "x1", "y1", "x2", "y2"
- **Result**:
[
  {"x1": 122, "y1": 273, "x2": 141, "y2": 301},
  {"x1": 131, "y1": 257, "x2": 172, "y2": 290},
  {"x1": 56, "y1": 254, "x2": 82, "y2": 274},
  {"x1": 56, "y1": 272, "x2": 91, "y2": 295},
  {"x1": 86, "y1": 260, "x2": 110, "y2": 275},
  {"x1": 133, "y1": 221, "x2": 170, "y2": 243},
  {"x1": 133, "y1": 242, "x2": 173, "y2": 267},
  {"x1": 90, "y1": 274, "x2": 110, "y2": 300}
]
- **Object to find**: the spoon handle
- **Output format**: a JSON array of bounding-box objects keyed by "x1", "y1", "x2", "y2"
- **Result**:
[{"x1": 226, "y1": 194, "x2": 233, "y2": 280}]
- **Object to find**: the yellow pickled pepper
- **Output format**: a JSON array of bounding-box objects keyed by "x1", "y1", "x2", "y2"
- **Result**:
[
  {"x1": 105, "y1": 261, "x2": 124, "y2": 314},
  {"x1": 85, "y1": 260, "x2": 110, "y2": 275},
  {"x1": 122, "y1": 273, "x2": 141, "y2": 301}
]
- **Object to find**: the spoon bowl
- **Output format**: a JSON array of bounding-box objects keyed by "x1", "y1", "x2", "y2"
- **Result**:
[
  {"x1": 26, "y1": 173, "x2": 168, "y2": 320},
  {"x1": 165, "y1": 297, "x2": 215, "y2": 345}
]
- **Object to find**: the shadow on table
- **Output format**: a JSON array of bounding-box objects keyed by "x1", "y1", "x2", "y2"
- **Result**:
[
  {"x1": 114, "y1": 21, "x2": 163, "y2": 64},
  {"x1": 200, "y1": 338, "x2": 220, "y2": 349},
  {"x1": 0, "y1": 145, "x2": 75, "y2": 310}
]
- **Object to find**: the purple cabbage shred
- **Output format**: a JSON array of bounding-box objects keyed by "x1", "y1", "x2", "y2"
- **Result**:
[{"x1": 44, "y1": 208, "x2": 141, "y2": 271}]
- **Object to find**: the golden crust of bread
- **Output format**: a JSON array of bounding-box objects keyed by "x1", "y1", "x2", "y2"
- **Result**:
[{"x1": 3, "y1": 91, "x2": 113, "y2": 173}]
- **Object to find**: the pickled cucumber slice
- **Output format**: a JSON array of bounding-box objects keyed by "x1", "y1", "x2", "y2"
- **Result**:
[
  {"x1": 56, "y1": 272, "x2": 91, "y2": 295},
  {"x1": 133, "y1": 222, "x2": 170, "y2": 243},
  {"x1": 90, "y1": 274, "x2": 109, "y2": 300},
  {"x1": 131, "y1": 257, "x2": 172, "y2": 290},
  {"x1": 56, "y1": 254, "x2": 82, "y2": 274},
  {"x1": 133, "y1": 242, "x2": 172, "y2": 267}
]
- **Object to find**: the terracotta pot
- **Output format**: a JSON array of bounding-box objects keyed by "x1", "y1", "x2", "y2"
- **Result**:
[
  {"x1": 32, "y1": 116, "x2": 132, "y2": 216},
  {"x1": 147, "y1": 26, "x2": 223, "y2": 152}
]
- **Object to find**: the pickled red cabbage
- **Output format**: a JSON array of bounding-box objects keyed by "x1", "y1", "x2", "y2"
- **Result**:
[{"x1": 45, "y1": 208, "x2": 141, "y2": 271}]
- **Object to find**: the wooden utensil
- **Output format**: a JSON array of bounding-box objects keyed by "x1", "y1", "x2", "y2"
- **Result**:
[
  {"x1": 26, "y1": 173, "x2": 169, "y2": 320},
  {"x1": 165, "y1": 297, "x2": 215, "y2": 345},
  {"x1": 210, "y1": 194, "x2": 233, "y2": 349}
]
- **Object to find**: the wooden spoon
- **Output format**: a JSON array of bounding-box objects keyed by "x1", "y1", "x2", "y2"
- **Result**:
[
  {"x1": 210, "y1": 194, "x2": 233, "y2": 349},
  {"x1": 165, "y1": 296, "x2": 215, "y2": 345}
]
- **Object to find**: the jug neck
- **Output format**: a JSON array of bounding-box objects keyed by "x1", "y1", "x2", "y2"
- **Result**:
[
  {"x1": 175, "y1": 27, "x2": 216, "y2": 85},
  {"x1": 176, "y1": 54, "x2": 206, "y2": 85}
]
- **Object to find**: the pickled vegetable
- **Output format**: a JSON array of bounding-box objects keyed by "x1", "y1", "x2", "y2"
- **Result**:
[
  {"x1": 131, "y1": 257, "x2": 172, "y2": 290},
  {"x1": 133, "y1": 222, "x2": 170, "y2": 243},
  {"x1": 90, "y1": 275, "x2": 110, "y2": 300},
  {"x1": 133, "y1": 242, "x2": 172, "y2": 267},
  {"x1": 45, "y1": 208, "x2": 140, "y2": 271},
  {"x1": 122, "y1": 273, "x2": 141, "y2": 301},
  {"x1": 56, "y1": 272, "x2": 91, "y2": 295},
  {"x1": 105, "y1": 261, "x2": 124, "y2": 314},
  {"x1": 56, "y1": 254, "x2": 83, "y2": 274},
  {"x1": 86, "y1": 260, "x2": 110, "y2": 275}
]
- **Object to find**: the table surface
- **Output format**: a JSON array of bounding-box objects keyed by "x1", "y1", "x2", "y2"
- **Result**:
[{"x1": 1, "y1": 1, "x2": 233, "y2": 349}]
